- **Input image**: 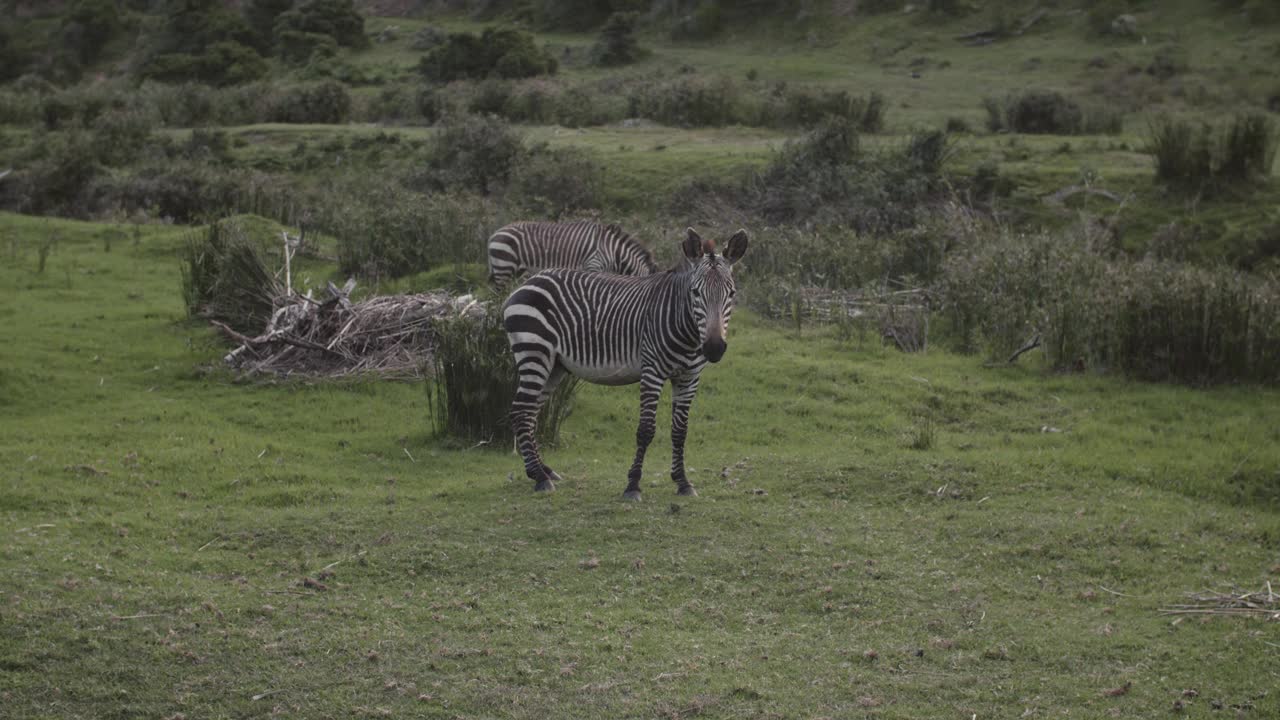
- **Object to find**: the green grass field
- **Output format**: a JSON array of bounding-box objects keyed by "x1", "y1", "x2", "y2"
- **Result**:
[{"x1": 2, "y1": 213, "x2": 1278, "y2": 718}]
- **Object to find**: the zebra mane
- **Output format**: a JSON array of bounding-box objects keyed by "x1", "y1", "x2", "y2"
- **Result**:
[{"x1": 604, "y1": 223, "x2": 657, "y2": 273}]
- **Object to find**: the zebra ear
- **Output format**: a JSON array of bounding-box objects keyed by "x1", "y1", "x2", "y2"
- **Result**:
[
  {"x1": 681, "y1": 228, "x2": 704, "y2": 260},
  {"x1": 724, "y1": 229, "x2": 749, "y2": 265}
]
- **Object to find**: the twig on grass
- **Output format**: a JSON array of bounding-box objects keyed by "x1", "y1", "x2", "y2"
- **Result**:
[
  {"x1": 196, "y1": 537, "x2": 221, "y2": 552},
  {"x1": 112, "y1": 613, "x2": 167, "y2": 621}
]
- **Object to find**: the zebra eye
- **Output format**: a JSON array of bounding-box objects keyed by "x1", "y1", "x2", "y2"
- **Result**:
[{"x1": 691, "y1": 287, "x2": 701, "y2": 297}]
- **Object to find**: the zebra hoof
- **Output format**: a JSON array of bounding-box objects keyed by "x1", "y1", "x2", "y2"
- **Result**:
[
  {"x1": 534, "y1": 479, "x2": 556, "y2": 492},
  {"x1": 676, "y1": 485, "x2": 698, "y2": 497},
  {"x1": 621, "y1": 490, "x2": 643, "y2": 502}
]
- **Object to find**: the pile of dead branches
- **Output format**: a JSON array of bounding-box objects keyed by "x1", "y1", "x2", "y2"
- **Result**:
[
  {"x1": 1159, "y1": 585, "x2": 1279, "y2": 621},
  {"x1": 216, "y1": 281, "x2": 485, "y2": 379}
]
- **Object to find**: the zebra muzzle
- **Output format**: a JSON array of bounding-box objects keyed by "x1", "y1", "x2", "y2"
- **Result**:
[{"x1": 703, "y1": 338, "x2": 727, "y2": 363}]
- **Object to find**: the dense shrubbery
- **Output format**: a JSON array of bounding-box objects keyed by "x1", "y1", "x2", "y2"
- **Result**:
[
  {"x1": 418, "y1": 28, "x2": 558, "y2": 83},
  {"x1": 984, "y1": 90, "x2": 1123, "y2": 135},
  {"x1": 941, "y1": 223, "x2": 1280, "y2": 383},
  {"x1": 508, "y1": 145, "x2": 606, "y2": 217},
  {"x1": 1149, "y1": 114, "x2": 1278, "y2": 191},
  {"x1": 745, "y1": 118, "x2": 950, "y2": 233},
  {"x1": 591, "y1": 12, "x2": 647, "y2": 66},
  {"x1": 410, "y1": 115, "x2": 526, "y2": 194},
  {"x1": 319, "y1": 184, "x2": 494, "y2": 279},
  {"x1": 137, "y1": 0, "x2": 267, "y2": 87},
  {"x1": 266, "y1": 81, "x2": 352, "y2": 123}
]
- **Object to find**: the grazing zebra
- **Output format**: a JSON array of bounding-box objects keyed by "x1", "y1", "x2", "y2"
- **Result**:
[
  {"x1": 486, "y1": 220, "x2": 657, "y2": 286},
  {"x1": 503, "y1": 227, "x2": 748, "y2": 499}
]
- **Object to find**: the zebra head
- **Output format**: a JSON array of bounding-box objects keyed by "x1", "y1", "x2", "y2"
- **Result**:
[{"x1": 682, "y1": 227, "x2": 749, "y2": 364}]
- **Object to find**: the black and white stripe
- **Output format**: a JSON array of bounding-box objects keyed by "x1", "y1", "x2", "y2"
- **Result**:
[
  {"x1": 486, "y1": 220, "x2": 657, "y2": 286},
  {"x1": 502, "y1": 227, "x2": 749, "y2": 499}
]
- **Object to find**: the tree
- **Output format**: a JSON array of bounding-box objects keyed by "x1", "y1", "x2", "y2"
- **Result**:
[
  {"x1": 417, "y1": 27, "x2": 557, "y2": 83},
  {"x1": 273, "y1": 0, "x2": 368, "y2": 50},
  {"x1": 137, "y1": 0, "x2": 266, "y2": 86},
  {"x1": 590, "y1": 11, "x2": 645, "y2": 66},
  {"x1": 63, "y1": 0, "x2": 120, "y2": 65},
  {"x1": 243, "y1": 0, "x2": 294, "y2": 52}
]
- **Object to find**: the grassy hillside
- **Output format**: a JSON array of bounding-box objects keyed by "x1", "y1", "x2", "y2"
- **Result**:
[{"x1": 2, "y1": 214, "x2": 1279, "y2": 717}]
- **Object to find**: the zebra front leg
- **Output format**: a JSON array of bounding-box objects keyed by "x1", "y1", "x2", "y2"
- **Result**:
[
  {"x1": 670, "y1": 373, "x2": 701, "y2": 496},
  {"x1": 510, "y1": 353, "x2": 558, "y2": 492},
  {"x1": 623, "y1": 374, "x2": 663, "y2": 501}
]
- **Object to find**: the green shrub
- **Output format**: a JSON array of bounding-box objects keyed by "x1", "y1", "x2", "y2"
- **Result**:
[
  {"x1": 428, "y1": 301, "x2": 579, "y2": 445},
  {"x1": 63, "y1": 0, "x2": 120, "y2": 65},
  {"x1": 1, "y1": 131, "x2": 101, "y2": 217},
  {"x1": 267, "y1": 81, "x2": 352, "y2": 123},
  {"x1": 272, "y1": 0, "x2": 369, "y2": 50},
  {"x1": 672, "y1": 0, "x2": 724, "y2": 39},
  {"x1": 626, "y1": 75, "x2": 739, "y2": 127},
  {"x1": 591, "y1": 11, "x2": 646, "y2": 67},
  {"x1": 91, "y1": 106, "x2": 157, "y2": 166},
  {"x1": 411, "y1": 115, "x2": 525, "y2": 194},
  {"x1": 508, "y1": 145, "x2": 605, "y2": 217},
  {"x1": 940, "y1": 223, "x2": 1280, "y2": 383},
  {"x1": 88, "y1": 162, "x2": 248, "y2": 222},
  {"x1": 321, "y1": 184, "x2": 493, "y2": 279},
  {"x1": 1149, "y1": 114, "x2": 1278, "y2": 191},
  {"x1": 418, "y1": 27, "x2": 557, "y2": 83},
  {"x1": 985, "y1": 90, "x2": 1124, "y2": 135},
  {"x1": 1087, "y1": 0, "x2": 1128, "y2": 35},
  {"x1": 276, "y1": 29, "x2": 340, "y2": 64}
]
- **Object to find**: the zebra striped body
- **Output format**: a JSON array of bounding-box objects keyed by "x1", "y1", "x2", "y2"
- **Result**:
[
  {"x1": 486, "y1": 220, "x2": 657, "y2": 286},
  {"x1": 503, "y1": 228, "x2": 749, "y2": 499}
]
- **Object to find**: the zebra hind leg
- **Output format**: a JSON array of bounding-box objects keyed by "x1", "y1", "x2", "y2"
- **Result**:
[{"x1": 510, "y1": 354, "x2": 558, "y2": 492}]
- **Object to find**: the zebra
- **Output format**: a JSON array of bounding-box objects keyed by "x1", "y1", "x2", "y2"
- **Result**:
[
  {"x1": 486, "y1": 220, "x2": 658, "y2": 287},
  {"x1": 503, "y1": 227, "x2": 748, "y2": 500}
]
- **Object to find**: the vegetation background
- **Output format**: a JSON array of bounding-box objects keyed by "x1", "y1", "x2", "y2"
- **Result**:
[{"x1": 1, "y1": 0, "x2": 1279, "y2": 717}]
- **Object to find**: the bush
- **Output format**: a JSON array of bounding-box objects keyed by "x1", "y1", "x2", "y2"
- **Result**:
[
  {"x1": 1149, "y1": 114, "x2": 1278, "y2": 191},
  {"x1": 267, "y1": 81, "x2": 352, "y2": 123},
  {"x1": 91, "y1": 106, "x2": 157, "y2": 166},
  {"x1": 940, "y1": 223, "x2": 1280, "y2": 383},
  {"x1": 671, "y1": 0, "x2": 724, "y2": 40},
  {"x1": 508, "y1": 145, "x2": 605, "y2": 217},
  {"x1": 985, "y1": 90, "x2": 1123, "y2": 135},
  {"x1": 591, "y1": 11, "x2": 646, "y2": 67},
  {"x1": 410, "y1": 25, "x2": 446, "y2": 51},
  {"x1": 88, "y1": 162, "x2": 249, "y2": 222},
  {"x1": 1, "y1": 131, "x2": 101, "y2": 217},
  {"x1": 411, "y1": 115, "x2": 525, "y2": 194},
  {"x1": 1086, "y1": 0, "x2": 1128, "y2": 35},
  {"x1": 276, "y1": 29, "x2": 340, "y2": 64},
  {"x1": 418, "y1": 27, "x2": 557, "y2": 83},
  {"x1": 627, "y1": 75, "x2": 739, "y2": 127},
  {"x1": 273, "y1": 0, "x2": 369, "y2": 50},
  {"x1": 321, "y1": 184, "x2": 493, "y2": 279},
  {"x1": 746, "y1": 116, "x2": 948, "y2": 233},
  {"x1": 428, "y1": 298, "x2": 578, "y2": 445}
]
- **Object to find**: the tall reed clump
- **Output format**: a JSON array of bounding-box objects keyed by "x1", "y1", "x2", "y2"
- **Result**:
[
  {"x1": 180, "y1": 219, "x2": 281, "y2": 334},
  {"x1": 427, "y1": 302, "x2": 579, "y2": 445},
  {"x1": 1149, "y1": 113, "x2": 1278, "y2": 191},
  {"x1": 940, "y1": 223, "x2": 1280, "y2": 383}
]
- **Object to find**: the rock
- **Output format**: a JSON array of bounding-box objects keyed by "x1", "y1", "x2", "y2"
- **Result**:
[{"x1": 1111, "y1": 14, "x2": 1137, "y2": 36}]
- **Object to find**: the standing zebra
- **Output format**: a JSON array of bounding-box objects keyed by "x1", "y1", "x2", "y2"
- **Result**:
[
  {"x1": 486, "y1": 220, "x2": 658, "y2": 286},
  {"x1": 503, "y1": 227, "x2": 748, "y2": 499}
]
